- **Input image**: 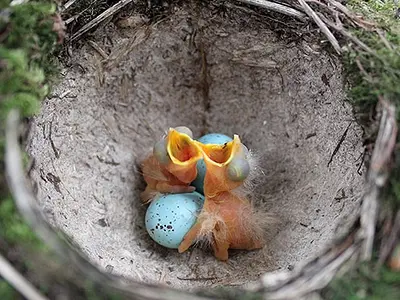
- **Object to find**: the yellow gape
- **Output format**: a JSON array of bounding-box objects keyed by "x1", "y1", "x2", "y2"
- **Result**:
[{"x1": 140, "y1": 127, "x2": 202, "y2": 203}]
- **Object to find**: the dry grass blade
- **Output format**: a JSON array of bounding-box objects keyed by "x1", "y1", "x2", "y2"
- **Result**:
[
  {"x1": 369, "y1": 100, "x2": 397, "y2": 185},
  {"x1": 360, "y1": 183, "x2": 379, "y2": 261},
  {"x1": 377, "y1": 29, "x2": 394, "y2": 50},
  {"x1": 65, "y1": 15, "x2": 79, "y2": 25},
  {"x1": 298, "y1": 0, "x2": 341, "y2": 54},
  {"x1": 378, "y1": 211, "x2": 400, "y2": 266},
  {"x1": 70, "y1": 0, "x2": 133, "y2": 42},
  {"x1": 326, "y1": 0, "x2": 355, "y2": 19},
  {"x1": 355, "y1": 58, "x2": 374, "y2": 82},
  {"x1": 317, "y1": 14, "x2": 376, "y2": 55},
  {"x1": 62, "y1": 0, "x2": 77, "y2": 11},
  {"x1": 236, "y1": 0, "x2": 307, "y2": 20},
  {"x1": 88, "y1": 40, "x2": 109, "y2": 59},
  {"x1": 0, "y1": 253, "x2": 49, "y2": 300},
  {"x1": 326, "y1": 0, "x2": 377, "y2": 30}
]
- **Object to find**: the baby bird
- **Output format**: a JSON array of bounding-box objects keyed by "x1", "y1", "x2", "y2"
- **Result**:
[
  {"x1": 140, "y1": 127, "x2": 203, "y2": 203},
  {"x1": 199, "y1": 135, "x2": 250, "y2": 197},
  {"x1": 178, "y1": 135, "x2": 264, "y2": 260}
]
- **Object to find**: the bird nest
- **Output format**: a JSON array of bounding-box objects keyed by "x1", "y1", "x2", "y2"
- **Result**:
[{"x1": 5, "y1": 0, "x2": 398, "y2": 299}]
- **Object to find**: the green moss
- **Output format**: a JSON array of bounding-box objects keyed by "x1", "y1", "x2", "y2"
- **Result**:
[
  {"x1": 0, "y1": 280, "x2": 17, "y2": 300},
  {"x1": 344, "y1": 2, "x2": 400, "y2": 118},
  {"x1": 0, "y1": 2, "x2": 59, "y2": 119},
  {"x1": 343, "y1": 1, "x2": 400, "y2": 208},
  {"x1": 322, "y1": 264, "x2": 400, "y2": 300},
  {"x1": 0, "y1": 48, "x2": 44, "y2": 117},
  {"x1": 348, "y1": 0, "x2": 399, "y2": 30},
  {"x1": 0, "y1": 197, "x2": 47, "y2": 251}
]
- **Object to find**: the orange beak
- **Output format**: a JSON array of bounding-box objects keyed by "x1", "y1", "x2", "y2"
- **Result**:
[
  {"x1": 199, "y1": 135, "x2": 246, "y2": 197},
  {"x1": 165, "y1": 128, "x2": 203, "y2": 183}
]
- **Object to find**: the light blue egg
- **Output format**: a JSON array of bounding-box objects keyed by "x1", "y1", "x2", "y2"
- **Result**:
[
  {"x1": 197, "y1": 133, "x2": 232, "y2": 145},
  {"x1": 145, "y1": 192, "x2": 205, "y2": 249},
  {"x1": 191, "y1": 133, "x2": 232, "y2": 195}
]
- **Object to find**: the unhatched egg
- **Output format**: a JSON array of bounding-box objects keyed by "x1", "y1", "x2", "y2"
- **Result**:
[
  {"x1": 145, "y1": 192, "x2": 205, "y2": 249},
  {"x1": 191, "y1": 133, "x2": 232, "y2": 194}
]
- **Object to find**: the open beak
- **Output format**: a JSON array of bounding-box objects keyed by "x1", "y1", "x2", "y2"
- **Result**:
[
  {"x1": 165, "y1": 128, "x2": 203, "y2": 183},
  {"x1": 199, "y1": 135, "x2": 245, "y2": 197}
]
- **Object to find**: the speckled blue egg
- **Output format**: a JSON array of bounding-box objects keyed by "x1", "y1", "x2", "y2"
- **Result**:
[
  {"x1": 145, "y1": 192, "x2": 205, "y2": 249},
  {"x1": 191, "y1": 133, "x2": 232, "y2": 195}
]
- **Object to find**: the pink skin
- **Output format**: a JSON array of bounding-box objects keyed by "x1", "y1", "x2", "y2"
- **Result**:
[{"x1": 178, "y1": 192, "x2": 262, "y2": 261}]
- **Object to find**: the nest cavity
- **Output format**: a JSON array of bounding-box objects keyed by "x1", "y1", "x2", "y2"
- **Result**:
[{"x1": 27, "y1": 3, "x2": 365, "y2": 289}]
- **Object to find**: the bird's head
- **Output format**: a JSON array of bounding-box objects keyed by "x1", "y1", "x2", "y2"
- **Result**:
[
  {"x1": 200, "y1": 135, "x2": 250, "y2": 197},
  {"x1": 153, "y1": 126, "x2": 203, "y2": 183}
]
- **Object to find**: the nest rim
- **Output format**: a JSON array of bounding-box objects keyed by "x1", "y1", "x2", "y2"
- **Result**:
[{"x1": 4, "y1": 0, "x2": 399, "y2": 299}]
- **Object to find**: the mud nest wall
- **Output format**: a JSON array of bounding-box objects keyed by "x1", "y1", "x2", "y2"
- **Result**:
[{"x1": 26, "y1": 3, "x2": 365, "y2": 290}]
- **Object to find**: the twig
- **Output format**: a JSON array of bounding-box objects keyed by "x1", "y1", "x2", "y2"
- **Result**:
[
  {"x1": 62, "y1": 0, "x2": 77, "y2": 11},
  {"x1": 236, "y1": 0, "x2": 307, "y2": 20},
  {"x1": 378, "y1": 211, "x2": 400, "y2": 266},
  {"x1": 177, "y1": 276, "x2": 219, "y2": 281},
  {"x1": 317, "y1": 13, "x2": 376, "y2": 55},
  {"x1": 325, "y1": 0, "x2": 353, "y2": 18},
  {"x1": 309, "y1": 0, "x2": 369, "y2": 31},
  {"x1": 305, "y1": 0, "x2": 335, "y2": 13},
  {"x1": 308, "y1": 0, "x2": 376, "y2": 30},
  {"x1": 327, "y1": 122, "x2": 351, "y2": 167},
  {"x1": 70, "y1": 0, "x2": 133, "y2": 42},
  {"x1": 298, "y1": 0, "x2": 342, "y2": 54},
  {"x1": 360, "y1": 101, "x2": 397, "y2": 261},
  {"x1": 369, "y1": 99, "x2": 397, "y2": 184},
  {"x1": 88, "y1": 40, "x2": 109, "y2": 59},
  {"x1": 226, "y1": 1, "x2": 302, "y2": 28},
  {"x1": 326, "y1": 0, "x2": 375, "y2": 29},
  {"x1": 65, "y1": 15, "x2": 79, "y2": 25},
  {"x1": 49, "y1": 121, "x2": 60, "y2": 159},
  {"x1": 357, "y1": 149, "x2": 366, "y2": 175},
  {"x1": 0, "y1": 253, "x2": 49, "y2": 300},
  {"x1": 355, "y1": 58, "x2": 374, "y2": 83},
  {"x1": 377, "y1": 29, "x2": 393, "y2": 50},
  {"x1": 359, "y1": 183, "x2": 379, "y2": 261},
  {"x1": 324, "y1": 0, "x2": 392, "y2": 50}
]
